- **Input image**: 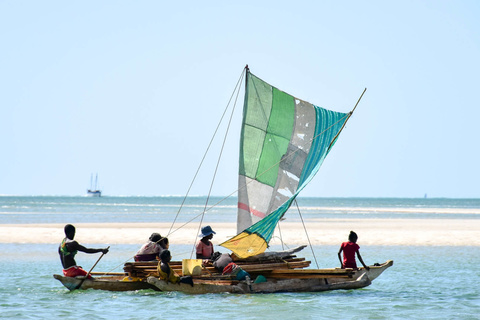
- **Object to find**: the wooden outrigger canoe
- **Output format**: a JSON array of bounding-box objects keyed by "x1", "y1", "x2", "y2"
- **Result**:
[
  {"x1": 53, "y1": 272, "x2": 159, "y2": 292},
  {"x1": 54, "y1": 254, "x2": 392, "y2": 294},
  {"x1": 146, "y1": 260, "x2": 393, "y2": 294}
]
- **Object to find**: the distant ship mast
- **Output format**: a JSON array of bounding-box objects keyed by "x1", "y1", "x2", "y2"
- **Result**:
[{"x1": 87, "y1": 173, "x2": 101, "y2": 197}]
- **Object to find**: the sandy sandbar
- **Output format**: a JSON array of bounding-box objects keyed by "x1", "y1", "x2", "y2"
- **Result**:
[{"x1": 0, "y1": 218, "x2": 478, "y2": 246}]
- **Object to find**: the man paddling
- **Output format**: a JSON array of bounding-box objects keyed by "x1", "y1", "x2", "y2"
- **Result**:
[{"x1": 58, "y1": 224, "x2": 109, "y2": 278}]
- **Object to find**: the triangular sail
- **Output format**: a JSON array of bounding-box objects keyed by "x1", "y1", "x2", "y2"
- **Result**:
[{"x1": 220, "y1": 69, "x2": 351, "y2": 258}]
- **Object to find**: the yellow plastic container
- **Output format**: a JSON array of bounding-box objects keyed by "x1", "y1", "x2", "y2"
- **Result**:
[{"x1": 182, "y1": 259, "x2": 203, "y2": 276}]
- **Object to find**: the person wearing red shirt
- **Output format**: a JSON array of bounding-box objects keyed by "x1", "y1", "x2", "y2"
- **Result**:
[{"x1": 338, "y1": 231, "x2": 370, "y2": 270}]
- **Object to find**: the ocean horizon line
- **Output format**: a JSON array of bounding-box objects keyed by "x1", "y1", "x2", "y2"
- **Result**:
[{"x1": 0, "y1": 194, "x2": 479, "y2": 200}]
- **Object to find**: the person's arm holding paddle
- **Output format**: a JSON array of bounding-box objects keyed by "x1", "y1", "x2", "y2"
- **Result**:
[{"x1": 69, "y1": 241, "x2": 109, "y2": 255}]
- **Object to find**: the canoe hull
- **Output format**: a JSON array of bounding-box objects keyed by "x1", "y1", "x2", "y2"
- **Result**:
[
  {"x1": 147, "y1": 260, "x2": 393, "y2": 294},
  {"x1": 53, "y1": 274, "x2": 159, "y2": 292}
]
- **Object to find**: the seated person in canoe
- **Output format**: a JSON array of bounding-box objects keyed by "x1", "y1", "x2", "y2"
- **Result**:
[
  {"x1": 338, "y1": 231, "x2": 369, "y2": 270},
  {"x1": 134, "y1": 232, "x2": 169, "y2": 261},
  {"x1": 157, "y1": 250, "x2": 193, "y2": 286},
  {"x1": 196, "y1": 225, "x2": 215, "y2": 260}
]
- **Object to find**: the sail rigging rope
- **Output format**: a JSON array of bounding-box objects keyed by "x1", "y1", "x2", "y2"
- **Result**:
[
  {"x1": 277, "y1": 221, "x2": 285, "y2": 250},
  {"x1": 189, "y1": 69, "x2": 245, "y2": 259},
  {"x1": 294, "y1": 199, "x2": 319, "y2": 269},
  {"x1": 166, "y1": 68, "x2": 246, "y2": 238}
]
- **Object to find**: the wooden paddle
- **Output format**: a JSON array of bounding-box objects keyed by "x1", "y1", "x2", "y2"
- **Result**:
[{"x1": 74, "y1": 246, "x2": 110, "y2": 290}]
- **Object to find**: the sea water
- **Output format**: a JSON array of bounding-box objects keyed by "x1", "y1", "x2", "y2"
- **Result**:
[{"x1": 0, "y1": 196, "x2": 479, "y2": 319}]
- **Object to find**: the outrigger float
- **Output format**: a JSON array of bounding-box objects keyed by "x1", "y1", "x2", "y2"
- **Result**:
[{"x1": 147, "y1": 261, "x2": 394, "y2": 294}]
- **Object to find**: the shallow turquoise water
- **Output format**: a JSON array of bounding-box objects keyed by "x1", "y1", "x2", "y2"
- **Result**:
[
  {"x1": 1, "y1": 196, "x2": 479, "y2": 224},
  {"x1": 1, "y1": 244, "x2": 479, "y2": 319},
  {"x1": 0, "y1": 196, "x2": 479, "y2": 319}
]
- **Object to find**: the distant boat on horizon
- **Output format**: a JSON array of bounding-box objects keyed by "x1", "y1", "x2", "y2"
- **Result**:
[{"x1": 87, "y1": 173, "x2": 101, "y2": 197}]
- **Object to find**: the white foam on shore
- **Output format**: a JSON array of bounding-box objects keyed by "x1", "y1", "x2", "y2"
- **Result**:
[{"x1": 301, "y1": 207, "x2": 480, "y2": 214}]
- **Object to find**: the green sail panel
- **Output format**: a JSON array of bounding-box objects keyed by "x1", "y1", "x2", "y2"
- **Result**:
[{"x1": 224, "y1": 70, "x2": 350, "y2": 257}]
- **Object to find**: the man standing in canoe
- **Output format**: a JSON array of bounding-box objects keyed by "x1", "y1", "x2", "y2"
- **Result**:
[{"x1": 58, "y1": 224, "x2": 109, "y2": 278}]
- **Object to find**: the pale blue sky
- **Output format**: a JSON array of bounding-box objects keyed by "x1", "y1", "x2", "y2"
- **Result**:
[{"x1": 1, "y1": 1, "x2": 479, "y2": 198}]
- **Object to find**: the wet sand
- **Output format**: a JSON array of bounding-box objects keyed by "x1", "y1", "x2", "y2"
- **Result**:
[{"x1": 1, "y1": 218, "x2": 478, "y2": 246}]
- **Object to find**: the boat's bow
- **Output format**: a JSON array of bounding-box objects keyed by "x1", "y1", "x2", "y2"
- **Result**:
[
  {"x1": 53, "y1": 274, "x2": 158, "y2": 291},
  {"x1": 54, "y1": 274, "x2": 85, "y2": 290},
  {"x1": 364, "y1": 260, "x2": 394, "y2": 281}
]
